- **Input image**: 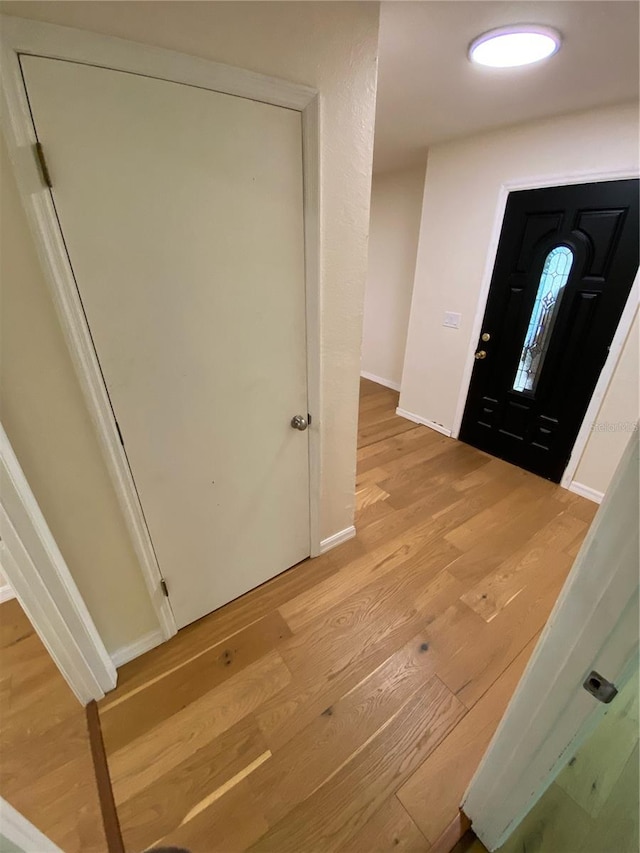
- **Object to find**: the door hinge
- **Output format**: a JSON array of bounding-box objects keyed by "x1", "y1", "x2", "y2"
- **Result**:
[
  {"x1": 115, "y1": 420, "x2": 125, "y2": 447},
  {"x1": 34, "y1": 142, "x2": 53, "y2": 189},
  {"x1": 160, "y1": 578, "x2": 169, "y2": 597}
]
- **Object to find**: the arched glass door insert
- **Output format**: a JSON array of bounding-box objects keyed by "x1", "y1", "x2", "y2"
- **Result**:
[{"x1": 512, "y1": 245, "x2": 574, "y2": 394}]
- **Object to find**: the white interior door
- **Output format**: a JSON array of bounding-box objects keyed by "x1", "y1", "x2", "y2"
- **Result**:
[{"x1": 20, "y1": 56, "x2": 311, "y2": 629}]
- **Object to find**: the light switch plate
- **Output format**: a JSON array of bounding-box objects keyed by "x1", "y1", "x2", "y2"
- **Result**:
[{"x1": 443, "y1": 311, "x2": 462, "y2": 329}]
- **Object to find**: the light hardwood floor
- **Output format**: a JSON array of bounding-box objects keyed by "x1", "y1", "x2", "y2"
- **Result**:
[
  {"x1": 0, "y1": 597, "x2": 108, "y2": 852},
  {"x1": 98, "y1": 379, "x2": 598, "y2": 852}
]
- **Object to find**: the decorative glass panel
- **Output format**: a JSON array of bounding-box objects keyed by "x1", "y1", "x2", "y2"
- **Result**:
[{"x1": 512, "y1": 245, "x2": 574, "y2": 394}]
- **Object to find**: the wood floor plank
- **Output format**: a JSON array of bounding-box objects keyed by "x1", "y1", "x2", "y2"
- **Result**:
[
  {"x1": 154, "y1": 779, "x2": 269, "y2": 853},
  {"x1": 103, "y1": 553, "x2": 340, "y2": 704},
  {"x1": 461, "y1": 546, "x2": 573, "y2": 623},
  {"x1": 339, "y1": 795, "x2": 430, "y2": 853},
  {"x1": 259, "y1": 569, "x2": 463, "y2": 752},
  {"x1": 458, "y1": 509, "x2": 584, "y2": 622},
  {"x1": 249, "y1": 632, "x2": 439, "y2": 822},
  {"x1": 445, "y1": 495, "x2": 570, "y2": 587},
  {"x1": 427, "y1": 553, "x2": 565, "y2": 709},
  {"x1": 100, "y1": 610, "x2": 291, "y2": 752},
  {"x1": 356, "y1": 482, "x2": 391, "y2": 511},
  {"x1": 398, "y1": 636, "x2": 538, "y2": 843},
  {"x1": 360, "y1": 377, "x2": 392, "y2": 398},
  {"x1": 451, "y1": 457, "x2": 522, "y2": 492},
  {"x1": 359, "y1": 414, "x2": 419, "y2": 447},
  {"x1": 248, "y1": 677, "x2": 466, "y2": 853},
  {"x1": 359, "y1": 398, "x2": 403, "y2": 425},
  {"x1": 114, "y1": 716, "x2": 268, "y2": 852},
  {"x1": 357, "y1": 461, "x2": 528, "y2": 557},
  {"x1": 562, "y1": 491, "x2": 599, "y2": 524},
  {"x1": 355, "y1": 464, "x2": 391, "y2": 487},
  {"x1": 106, "y1": 650, "x2": 291, "y2": 803},
  {"x1": 381, "y1": 447, "x2": 488, "y2": 511},
  {"x1": 1, "y1": 711, "x2": 92, "y2": 792},
  {"x1": 281, "y1": 528, "x2": 461, "y2": 634},
  {"x1": 357, "y1": 483, "x2": 466, "y2": 552},
  {"x1": 360, "y1": 427, "x2": 446, "y2": 461},
  {"x1": 0, "y1": 598, "x2": 33, "y2": 649},
  {"x1": 357, "y1": 426, "x2": 439, "y2": 468},
  {"x1": 279, "y1": 565, "x2": 464, "y2": 689},
  {"x1": 356, "y1": 495, "x2": 397, "y2": 529},
  {"x1": 444, "y1": 480, "x2": 554, "y2": 552}
]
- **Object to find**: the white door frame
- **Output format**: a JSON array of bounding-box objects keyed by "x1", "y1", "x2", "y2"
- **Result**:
[
  {"x1": 0, "y1": 15, "x2": 322, "y2": 642},
  {"x1": 0, "y1": 424, "x2": 117, "y2": 705},
  {"x1": 450, "y1": 167, "x2": 640, "y2": 499},
  {"x1": 462, "y1": 429, "x2": 639, "y2": 850},
  {"x1": 0, "y1": 797, "x2": 64, "y2": 853}
]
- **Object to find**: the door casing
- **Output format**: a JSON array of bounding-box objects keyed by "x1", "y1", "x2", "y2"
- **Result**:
[
  {"x1": 0, "y1": 15, "x2": 322, "y2": 642},
  {"x1": 451, "y1": 169, "x2": 639, "y2": 499},
  {"x1": 0, "y1": 423, "x2": 116, "y2": 704}
]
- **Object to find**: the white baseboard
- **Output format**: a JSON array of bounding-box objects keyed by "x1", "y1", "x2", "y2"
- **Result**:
[
  {"x1": 568, "y1": 481, "x2": 604, "y2": 504},
  {"x1": 0, "y1": 583, "x2": 15, "y2": 604},
  {"x1": 395, "y1": 407, "x2": 452, "y2": 437},
  {"x1": 111, "y1": 628, "x2": 165, "y2": 668},
  {"x1": 360, "y1": 371, "x2": 401, "y2": 392},
  {"x1": 319, "y1": 525, "x2": 356, "y2": 554}
]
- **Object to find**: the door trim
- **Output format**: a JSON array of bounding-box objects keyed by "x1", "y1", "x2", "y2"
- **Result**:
[
  {"x1": 0, "y1": 798, "x2": 64, "y2": 853},
  {"x1": 0, "y1": 424, "x2": 117, "y2": 705},
  {"x1": 0, "y1": 15, "x2": 322, "y2": 640},
  {"x1": 450, "y1": 168, "x2": 639, "y2": 491}
]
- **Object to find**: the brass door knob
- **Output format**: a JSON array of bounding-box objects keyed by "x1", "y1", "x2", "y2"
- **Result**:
[
  {"x1": 481, "y1": 332, "x2": 491, "y2": 342},
  {"x1": 474, "y1": 350, "x2": 487, "y2": 360}
]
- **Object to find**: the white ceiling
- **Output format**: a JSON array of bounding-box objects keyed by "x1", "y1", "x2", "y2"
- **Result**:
[{"x1": 374, "y1": 1, "x2": 640, "y2": 172}]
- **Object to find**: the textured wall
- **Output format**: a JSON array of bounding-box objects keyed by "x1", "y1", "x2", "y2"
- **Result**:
[{"x1": 361, "y1": 162, "x2": 426, "y2": 389}]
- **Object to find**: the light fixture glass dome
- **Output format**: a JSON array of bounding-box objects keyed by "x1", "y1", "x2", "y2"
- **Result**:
[{"x1": 469, "y1": 25, "x2": 562, "y2": 68}]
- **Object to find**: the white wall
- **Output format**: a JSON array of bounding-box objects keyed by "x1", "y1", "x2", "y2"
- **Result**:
[
  {"x1": 361, "y1": 162, "x2": 426, "y2": 390},
  {"x1": 0, "y1": 1, "x2": 379, "y2": 652},
  {"x1": 400, "y1": 102, "x2": 639, "y2": 493}
]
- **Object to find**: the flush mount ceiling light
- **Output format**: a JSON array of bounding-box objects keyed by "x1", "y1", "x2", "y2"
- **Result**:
[{"x1": 469, "y1": 25, "x2": 562, "y2": 68}]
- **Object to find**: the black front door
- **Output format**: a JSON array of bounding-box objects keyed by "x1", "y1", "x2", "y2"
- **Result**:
[{"x1": 459, "y1": 179, "x2": 638, "y2": 482}]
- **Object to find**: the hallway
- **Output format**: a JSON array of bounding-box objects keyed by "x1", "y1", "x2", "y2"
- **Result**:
[{"x1": 98, "y1": 379, "x2": 597, "y2": 852}]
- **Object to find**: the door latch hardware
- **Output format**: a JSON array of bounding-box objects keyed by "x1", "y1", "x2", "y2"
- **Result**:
[
  {"x1": 583, "y1": 670, "x2": 618, "y2": 704},
  {"x1": 291, "y1": 415, "x2": 308, "y2": 431},
  {"x1": 160, "y1": 578, "x2": 169, "y2": 597},
  {"x1": 474, "y1": 350, "x2": 487, "y2": 360},
  {"x1": 34, "y1": 142, "x2": 53, "y2": 189}
]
